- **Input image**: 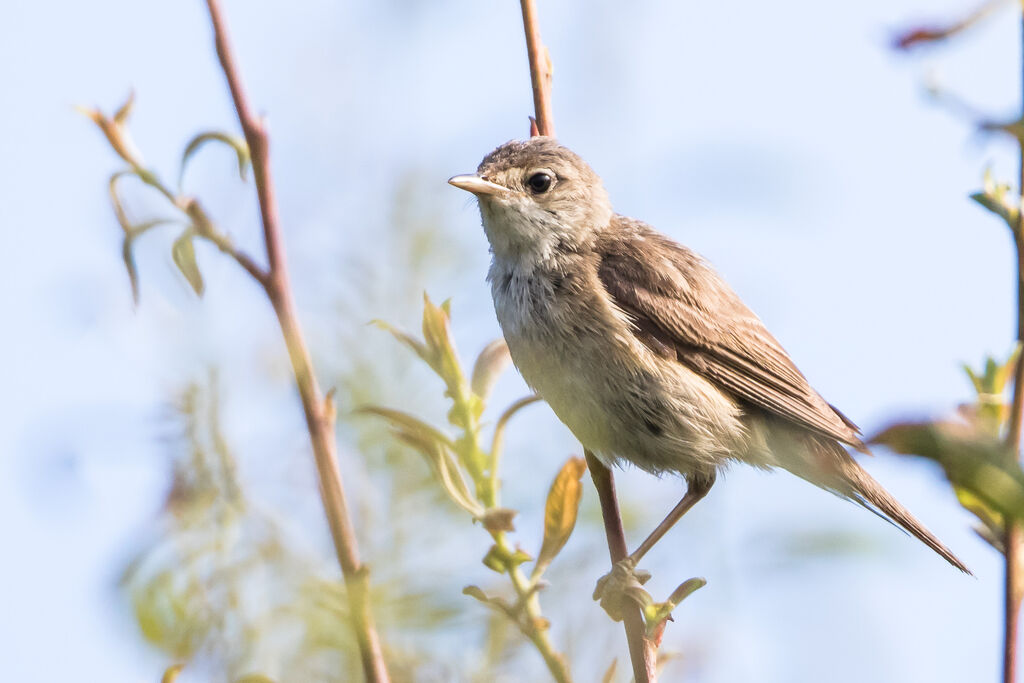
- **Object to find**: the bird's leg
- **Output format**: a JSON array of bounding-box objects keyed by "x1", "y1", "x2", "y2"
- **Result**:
[
  {"x1": 594, "y1": 473, "x2": 714, "y2": 621},
  {"x1": 627, "y1": 473, "x2": 715, "y2": 567}
]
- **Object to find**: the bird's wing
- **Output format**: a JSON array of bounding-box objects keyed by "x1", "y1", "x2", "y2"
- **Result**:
[{"x1": 596, "y1": 217, "x2": 865, "y2": 450}]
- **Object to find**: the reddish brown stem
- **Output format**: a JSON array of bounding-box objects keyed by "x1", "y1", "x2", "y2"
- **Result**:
[
  {"x1": 1006, "y1": 10, "x2": 1024, "y2": 682},
  {"x1": 203, "y1": 2, "x2": 389, "y2": 681},
  {"x1": 520, "y1": 0, "x2": 555, "y2": 138},
  {"x1": 517, "y1": 1, "x2": 656, "y2": 679},
  {"x1": 585, "y1": 452, "x2": 657, "y2": 683}
]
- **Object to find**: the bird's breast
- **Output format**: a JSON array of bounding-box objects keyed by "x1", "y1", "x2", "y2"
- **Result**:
[{"x1": 487, "y1": 258, "x2": 752, "y2": 477}]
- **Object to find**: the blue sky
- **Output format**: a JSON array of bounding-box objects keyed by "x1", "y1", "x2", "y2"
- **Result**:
[{"x1": 2, "y1": 0, "x2": 1022, "y2": 680}]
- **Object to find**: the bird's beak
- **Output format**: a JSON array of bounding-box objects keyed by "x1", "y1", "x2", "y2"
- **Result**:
[{"x1": 448, "y1": 174, "x2": 507, "y2": 197}]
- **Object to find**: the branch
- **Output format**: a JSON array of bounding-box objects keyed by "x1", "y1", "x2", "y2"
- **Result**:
[
  {"x1": 202, "y1": 2, "x2": 390, "y2": 681},
  {"x1": 517, "y1": 2, "x2": 656, "y2": 679},
  {"x1": 585, "y1": 452, "x2": 658, "y2": 683},
  {"x1": 1004, "y1": 10, "x2": 1024, "y2": 680},
  {"x1": 181, "y1": 197, "x2": 269, "y2": 286},
  {"x1": 520, "y1": 0, "x2": 555, "y2": 137}
]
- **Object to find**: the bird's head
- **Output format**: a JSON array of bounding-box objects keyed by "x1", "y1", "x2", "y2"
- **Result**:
[{"x1": 449, "y1": 137, "x2": 612, "y2": 265}]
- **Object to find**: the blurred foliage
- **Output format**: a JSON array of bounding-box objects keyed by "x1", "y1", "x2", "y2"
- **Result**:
[
  {"x1": 124, "y1": 371, "x2": 478, "y2": 682},
  {"x1": 880, "y1": 2, "x2": 1024, "y2": 564},
  {"x1": 891, "y1": 0, "x2": 1006, "y2": 50},
  {"x1": 362, "y1": 295, "x2": 582, "y2": 682},
  {"x1": 873, "y1": 349, "x2": 1024, "y2": 554},
  {"x1": 80, "y1": 91, "x2": 260, "y2": 303}
]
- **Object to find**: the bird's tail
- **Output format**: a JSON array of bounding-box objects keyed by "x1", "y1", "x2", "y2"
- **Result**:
[{"x1": 781, "y1": 435, "x2": 971, "y2": 574}]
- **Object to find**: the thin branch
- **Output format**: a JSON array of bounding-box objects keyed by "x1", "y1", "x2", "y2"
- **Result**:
[
  {"x1": 1005, "y1": 9, "x2": 1024, "y2": 683},
  {"x1": 585, "y1": 452, "x2": 657, "y2": 683},
  {"x1": 517, "y1": 1, "x2": 656, "y2": 679},
  {"x1": 520, "y1": 0, "x2": 555, "y2": 137},
  {"x1": 202, "y1": 2, "x2": 390, "y2": 681},
  {"x1": 505, "y1": 557, "x2": 573, "y2": 683},
  {"x1": 181, "y1": 197, "x2": 269, "y2": 286}
]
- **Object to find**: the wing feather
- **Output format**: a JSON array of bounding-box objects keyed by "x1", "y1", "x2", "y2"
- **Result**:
[{"x1": 597, "y1": 216, "x2": 866, "y2": 451}]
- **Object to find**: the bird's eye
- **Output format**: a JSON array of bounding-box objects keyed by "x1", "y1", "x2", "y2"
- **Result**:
[{"x1": 526, "y1": 172, "x2": 553, "y2": 194}]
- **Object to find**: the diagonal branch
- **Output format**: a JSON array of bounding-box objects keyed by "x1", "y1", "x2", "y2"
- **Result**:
[{"x1": 202, "y1": 2, "x2": 390, "y2": 681}]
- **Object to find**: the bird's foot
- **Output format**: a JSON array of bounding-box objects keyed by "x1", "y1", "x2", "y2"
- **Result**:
[{"x1": 592, "y1": 557, "x2": 653, "y2": 622}]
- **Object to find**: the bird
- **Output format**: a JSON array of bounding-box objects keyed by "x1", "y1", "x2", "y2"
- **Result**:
[{"x1": 448, "y1": 136, "x2": 969, "y2": 576}]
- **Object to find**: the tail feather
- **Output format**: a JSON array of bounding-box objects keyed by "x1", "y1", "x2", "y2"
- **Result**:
[
  {"x1": 841, "y1": 457, "x2": 972, "y2": 574},
  {"x1": 778, "y1": 433, "x2": 972, "y2": 574}
]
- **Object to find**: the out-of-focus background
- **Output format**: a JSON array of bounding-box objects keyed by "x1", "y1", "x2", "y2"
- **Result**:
[{"x1": 2, "y1": 0, "x2": 1019, "y2": 681}]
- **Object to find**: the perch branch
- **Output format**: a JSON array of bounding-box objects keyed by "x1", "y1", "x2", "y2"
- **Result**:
[
  {"x1": 586, "y1": 452, "x2": 658, "y2": 683},
  {"x1": 516, "y1": 0, "x2": 656, "y2": 679}
]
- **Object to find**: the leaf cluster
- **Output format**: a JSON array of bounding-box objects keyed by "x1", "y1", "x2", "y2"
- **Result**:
[{"x1": 360, "y1": 296, "x2": 584, "y2": 683}]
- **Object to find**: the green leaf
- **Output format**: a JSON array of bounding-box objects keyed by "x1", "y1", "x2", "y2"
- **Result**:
[
  {"x1": 354, "y1": 406, "x2": 455, "y2": 450},
  {"x1": 471, "y1": 339, "x2": 511, "y2": 400},
  {"x1": 482, "y1": 544, "x2": 532, "y2": 574},
  {"x1": 871, "y1": 420, "x2": 1024, "y2": 523},
  {"x1": 371, "y1": 319, "x2": 430, "y2": 366},
  {"x1": 462, "y1": 585, "x2": 491, "y2": 603},
  {"x1": 461, "y1": 585, "x2": 513, "y2": 616},
  {"x1": 389, "y1": 429, "x2": 482, "y2": 517},
  {"x1": 179, "y1": 131, "x2": 251, "y2": 188},
  {"x1": 122, "y1": 233, "x2": 141, "y2": 305},
  {"x1": 482, "y1": 545, "x2": 507, "y2": 573},
  {"x1": 535, "y1": 457, "x2": 587, "y2": 575},
  {"x1": 171, "y1": 229, "x2": 204, "y2": 296},
  {"x1": 970, "y1": 169, "x2": 1019, "y2": 231},
  {"x1": 118, "y1": 219, "x2": 178, "y2": 305},
  {"x1": 643, "y1": 577, "x2": 706, "y2": 638}
]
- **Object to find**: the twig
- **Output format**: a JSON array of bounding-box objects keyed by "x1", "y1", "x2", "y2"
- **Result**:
[
  {"x1": 181, "y1": 197, "x2": 269, "y2": 285},
  {"x1": 585, "y1": 452, "x2": 658, "y2": 683},
  {"x1": 1004, "y1": 13, "x2": 1024, "y2": 680},
  {"x1": 202, "y1": 2, "x2": 389, "y2": 681},
  {"x1": 520, "y1": 0, "x2": 555, "y2": 137},
  {"x1": 505, "y1": 556, "x2": 573, "y2": 683}
]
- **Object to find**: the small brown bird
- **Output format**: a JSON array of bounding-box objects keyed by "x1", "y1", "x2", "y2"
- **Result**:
[{"x1": 449, "y1": 137, "x2": 969, "y2": 574}]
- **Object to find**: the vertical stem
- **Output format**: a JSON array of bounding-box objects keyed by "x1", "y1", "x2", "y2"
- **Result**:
[
  {"x1": 1005, "y1": 10, "x2": 1024, "y2": 682},
  {"x1": 203, "y1": 2, "x2": 389, "y2": 681},
  {"x1": 586, "y1": 452, "x2": 657, "y2": 683},
  {"x1": 520, "y1": 0, "x2": 555, "y2": 137},
  {"x1": 516, "y1": 1, "x2": 656, "y2": 679}
]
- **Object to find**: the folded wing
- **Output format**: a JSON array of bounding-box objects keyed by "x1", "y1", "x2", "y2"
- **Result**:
[{"x1": 596, "y1": 216, "x2": 866, "y2": 451}]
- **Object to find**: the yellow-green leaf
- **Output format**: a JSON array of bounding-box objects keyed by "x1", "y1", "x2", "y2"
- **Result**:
[
  {"x1": 354, "y1": 406, "x2": 455, "y2": 450},
  {"x1": 872, "y1": 420, "x2": 1024, "y2": 523},
  {"x1": 371, "y1": 319, "x2": 430, "y2": 364},
  {"x1": 535, "y1": 457, "x2": 587, "y2": 573},
  {"x1": 171, "y1": 229, "x2": 204, "y2": 296},
  {"x1": 471, "y1": 339, "x2": 511, "y2": 400},
  {"x1": 179, "y1": 131, "x2": 251, "y2": 188}
]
